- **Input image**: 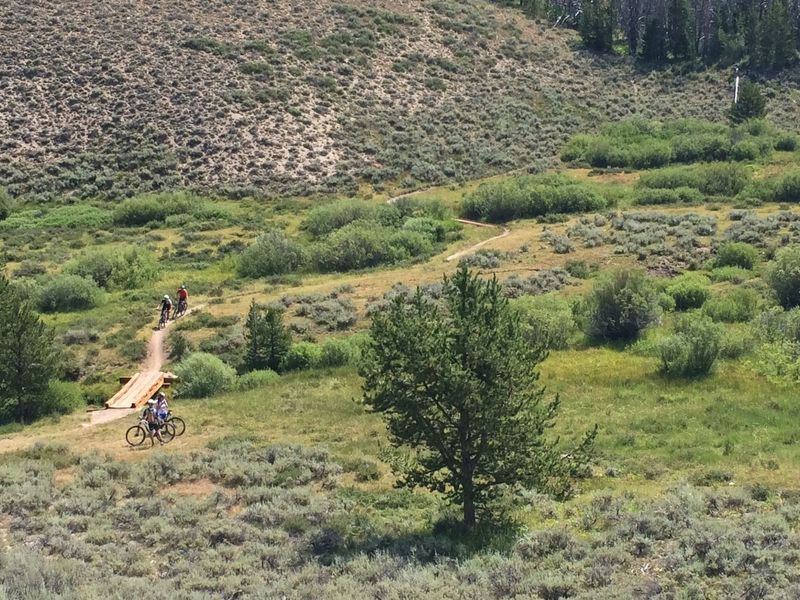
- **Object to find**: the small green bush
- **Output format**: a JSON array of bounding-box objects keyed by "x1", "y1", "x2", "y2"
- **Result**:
[
  {"x1": 766, "y1": 247, "x2": 800, "y2": 308},
  {"x1": 37, "y1": 275, "x2": 103, "y2": 312},
  {"x1": 775, "y1": 134, "x2": 798, "y2": 152},
  {"x1": 280, "y1": 342, "x2": 322, "y2": 371},
  {"x1": 710, "y1": 266, "x2": 752, "y2": 283},
  {"x1": 301, "y1": 200, "x2": 399, "y2": 237},
  {"x1": 65, "y1": 252, "x2": 114, "y2": 288},
  {"x1": 236, "y1": 369, "x2": 279, "y2": 391},
  {"x1": 312, "y1": 223, "x2": 402, "y2": 272},
  {"x1": 703, "y1": 288, "x2": 759, "y2": 323},
  {"x1": 513, "y1": 294, "x2": 576, "y2": 350},
  {"x1": 657, "y1": 314, "x2": 722, "y2": 377},
  {"x1": 744, "y1": 171, "x2": 800, "y2": 203},
  {"x1": 113, "y1": 193, "x2": 227, "y2": 227},
  {"x1": 174, "y1": 353, "x2": 237, "y2": 398},
  {"x1": 65, "y1": 247, "x2": 158, "y2": 290},
  {"x1": 318, "y1": 338, "x2": 356, "y2": 368},
  {"x1": 586, "y1": 269, "x2": 659, "y2": 341},
  {"x1": 666, "y1": 274, "x2": 711, "y2": 311},
  {"x1": 402, "y1": 217, "x2": 446, "y2": 242},
  {"x1": 41, "y1": 381, "x2": 85, "y2": 416},
  {"x1": 715, "y1": 242, "x2": 759, "y2": 269},
  {"x1": 238, "y1": 230, "x2": 308, "y2": 277},
  {"x1": 731, "y1": 141, "x2": 759, "y2": 161},
  {"x1": 638, "y1": 163, "x2": 750, "y2": 197}
]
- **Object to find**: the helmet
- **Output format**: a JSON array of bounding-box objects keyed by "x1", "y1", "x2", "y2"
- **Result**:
[
  {"x1": 180, "y1": 285, "x2": 186, "y2": 290},
  {"x1": 147, "y1": 399, "x2": 156, "y2": 405},
  {"x1": 163, "y1": 295, "x2": 169, "y2": 300},
  {"x1": 157, "y1": 392, "x2": 166, "y2": 399}
]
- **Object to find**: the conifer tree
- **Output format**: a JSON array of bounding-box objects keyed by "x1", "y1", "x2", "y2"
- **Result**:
[
  {"x1": 730, "y1": 80, "x2": 767, "y2": 124},
  {"x1": 641, "y1": 18, "x2": 667, "y2": 62},
  {"x1": 242, "y1": 301, "x2": 291, "y2": 373},
  {"x1": 667, "y1": 0, "x2": 693, "y2": 59}
]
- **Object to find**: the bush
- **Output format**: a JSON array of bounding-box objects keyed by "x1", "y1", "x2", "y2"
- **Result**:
[
  {"x1": 744, "y1": 171, "x2": 800, "y2": 203},
  {"x1": 731, "y1": 141, "x2": 759, "y2": 161},
  {"x1": 312, "y1": 223, "x2": 401, "y2": 272},
  {"x1": 318, "y1": 338, "x2": 356, "y2": 367},
  {"x1": 657, "y1": 314, "x2": 722, "y2": 377},
  {"x1": 586, "y1": 270, "x2": 659, "y2": 341},
  {"x1": 633, "y1": 187, "x2": 704, "y2": 205},
  {"x1": 168, "y1": 332, "x2": 193, "y2": 361},
  {"x1": 666, "y1": 274, "x2": 711, "y2": 311},
  {"x1": 236, "y1": 369, "x2": 279, "y2": 391},
  {"x1": 703, "y1": 288, "x2": 759, "y2": 323},
  {"x1": 775, "y1": 134, "x2": 798, "y2": 152},
  {"x1": 461, "y1": 175, "x2": 606, "y2": 223},
  {"x1": 238, "y1": 230, "x2": 308, "y2": 277},
  {"x1": 0, "y1": 188, "x2": 12, "y2": 221},
  {"x1": 715, "y1": 242, "x2": 759, "y2": 269},
  {"x1": 40, "y1": 381, "x2": 85, "y2": 416},
  {"x1": 301, "y1": 200, "x2": 398, "y2": 237},
  {"x1": 402, "y1": 217, "x2": 446, "y2": 242},
  {"x1": 280, "y1": 342, "x2": 321, "y2": 371},
  {"x1": 513, "y1": 294, "x2": 576, "y2": 350},
  {"x1": 65, "y1": 247, "x2": 158, "y2": 290},
  {"x1": 765, "y1": 246, "x2": 800, "y2": 308},
  {"x1": 113, "y1": 193, "x2": 227, "y2": 226},
  {"x1": 174, "y1": 353, "x2": 237, "y2": 398},
  {"x1": 37, "y1": 275, "x2": 103, "y2": 312},
  {"x1": 638, "y1": 163, "x2": 750, "y2": 197},
  {"x1": 710, "y1": 266, "x2": 752, "y2": 283}
]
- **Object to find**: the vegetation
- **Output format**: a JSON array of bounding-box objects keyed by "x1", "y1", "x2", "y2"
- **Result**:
[
  {"x1": 238, "y1": 230, "x2": 308, "y2": 278},
  {"x1": 362, "y1": 266, "x2": 595, "y2": 526},
  {"x1": 730, "y1": 81, "x2": 767, "y2": 124},
  {"x1": 765, "y1": 246, "x2": 800, "y2": 309},
  {"x1": 585, "y1": 269, "x2": 659, "y2": 341},
  {"x1": 174, "y1": 352, "x2": 237, "y2": 398},
  {"x1": 0, "y1": 276, "x2": 59, "y2": 423},
  {"x1": 656, "y1": 314, "x2": 722, "y2": 377},
  {"x1": 243, "y1": 301, "x2": 292, "y2": 373}
]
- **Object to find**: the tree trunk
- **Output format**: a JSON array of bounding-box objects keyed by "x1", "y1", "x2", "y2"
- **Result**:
[{"x1": 462, "y1": 474, "x2": 476, "y2": 528}]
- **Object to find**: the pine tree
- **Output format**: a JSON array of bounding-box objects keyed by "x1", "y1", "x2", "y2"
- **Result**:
[
  {"x1": 0, "y1": 276, "x2": 57, "y2": 423},
  {"x1": 362, "y1": 266, "x2": 596, "y2": 527},
  {"x1": 641, "y1": 18, "x2": 668, "y2": 63},
  {"x1": 667, "y1": 0, "x2": 693, "y2": 59},
  {"x1": 766, "y1": 0, "x2": 796, "y2": 69},
  {"x1": 730, "y1": 80, "x2": 767, "y2": 124},
  {"x1": 242, "y1": 301, "x2": 291, "y2": 373}
]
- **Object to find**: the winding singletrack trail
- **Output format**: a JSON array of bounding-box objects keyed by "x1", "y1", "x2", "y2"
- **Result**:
[{"x1": 87, "y1": 305, "x2": 203, "y2": 427}]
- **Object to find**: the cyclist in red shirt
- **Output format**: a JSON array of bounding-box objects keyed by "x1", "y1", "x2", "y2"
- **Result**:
[{"x1": 174, "y1": 285, "x2": 189, "y2": 318}]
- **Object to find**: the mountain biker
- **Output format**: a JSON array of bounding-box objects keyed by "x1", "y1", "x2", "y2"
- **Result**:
[
  {"x1": 142, "y1": 399, "x2": 164, "y2": 444},
  {"x1": 175, "y1": 285, "x2": 189, "y2": 315},
  {"x1": 155, "y1": 391, "x2": 169, "y2": 422},
  {"x1": 159, "y1": 295, "x2": 173, "y2": 321}
]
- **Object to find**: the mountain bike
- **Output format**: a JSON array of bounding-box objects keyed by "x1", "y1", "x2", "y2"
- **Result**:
[
  {"x1": 126, "y1": 416, "x2": 176, "y2": 447},
  {"x1": 172, "y1": 298, "x2": 188, "y2": 320},
  {"x1": 158, "y1": 307, "x2": 170, "y2": 329},
  {"x1": 163, "y1": 411, "x2": 185, "y2": 436}
]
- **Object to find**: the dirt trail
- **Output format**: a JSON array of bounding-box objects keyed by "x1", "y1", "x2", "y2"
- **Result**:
[
  {"x1": 388, "y1": 191, "x2": 511, "y2": 263},
  {"x1": 87, "y1": 305, "x2": 204, "y2": 427}
]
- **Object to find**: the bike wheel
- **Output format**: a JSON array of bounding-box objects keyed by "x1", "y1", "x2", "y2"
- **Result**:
[
  {"x1": 168, "y1": 416, "x2": 186, "y2": 436},
  {"x1": 126, "y1": 425, "x2": 147, "y2": 447},
  {"x1": 161, "y1": 422, "x2": 176, "y2": 443}
]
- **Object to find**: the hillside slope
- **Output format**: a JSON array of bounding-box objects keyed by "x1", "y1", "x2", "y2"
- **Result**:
[{"x1": 1, "y1": 0, "x2": 798, "y2": 202}]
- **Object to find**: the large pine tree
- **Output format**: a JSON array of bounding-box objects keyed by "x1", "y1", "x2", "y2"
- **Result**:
[
  {"x1": 242, "y1": 301, "x2": 291, "y2": 373},
  {"x1": 0, "y1": 276, "x2": 57, "y2": 423},
  {"x1": 667, "y1": 0, "x2": 693, "y2": 59},
  {"x1": 362, "y1": 266, "x2": 595, "y2": 527}
]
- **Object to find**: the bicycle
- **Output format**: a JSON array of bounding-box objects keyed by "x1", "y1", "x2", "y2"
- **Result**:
[
  {"x1": 162, "y1": 411, "x2": 186, "y2": 436},
  {"x1": 126, "y1": 416, "x2": 176, "y2": 447},
  {"x1": 158, "y1": 307, "x2": 170, "y2": 329},
  {"x1": 172, "y1": 298, "x2": 188, "y2": 320}
]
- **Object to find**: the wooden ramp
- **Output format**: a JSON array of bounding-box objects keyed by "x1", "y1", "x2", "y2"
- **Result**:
[{"x1": 104, "y1": 371, "x2": 176, "y2": 409}]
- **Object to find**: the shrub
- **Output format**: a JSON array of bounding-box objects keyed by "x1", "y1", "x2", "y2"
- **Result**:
[
  {"x1": 715, "y1": 242, "x2": 759, "y2": 269},
  {"x1": 633, "y1": 187, "x2": 704, "y2": 205},
  {"x1": 37, "y1": 275, "x2": 103, "y2": 312},
  {"x1": 65, "y1": 247, "x2": 158, "y2": 290},
  {"x1": 657, "y1": 314, "x2": 722, "y2": 377},
  {"x1": 628, "y1": 140, "x2": 672, "y2": 169},
  {"x1": 775, "y1": 134, "x2": 798, "y2": 152},
  {"x1": 307, "y1": 298, "x2": 357, "y2": 331},
  {"x1": 113, "y1": 193, "x2": 227, "y2": 227},
  {"x1": 731, "y1": 141, "x2": 760, "y2": 161},
  {"x1": 638, "y1": 163, "x2": 750, "y2": 197},
  {"x1": 64, "y1": 252, "x2": 114, "y2": 288},
  {"x1": 318, "y1": 338, "x2": 356, "y2": 367},
  {"x1": 0, "y1": 188, "x2": 12, "y2": 221},
  {"x1": 461, "y1": 175, "x2": 606, "y2": 223},
  {"x1": 402, "y1": 217, "x2": 446, "y2": 242},
  {"x1": 670, "y1": 134, "x2": 731, "y2": 163},
  {"x1": 586, "y1": 270, "x2": 659, "y2": 341},
  {"x1": 745, "y1": 171, "x2": 800, "y2": 203},
  {"x1": 703, "y1": 288, "x2": 759, "y2": 323},
  {"x1": 513, "y1": 294, "x2": 576, "y2": 350},
  {"x1": 312, "y1": 223, "x2": 399, "y2": 272},
  {"x1": 174, "y1": 353, "x2": 237, "y2": 398},
  {"x1": 280, "y1": 342, "x2": 321, "y2": 371},
  {"x1": 236, "y1": 369, "x2": 279, "y2": 391},
  {"x1": 168, "y1": 332, "x2": 193, "y2": 361},
  {"x1": 301, "y1": 200, "x2": 398, "y2": 237},
  {"x1": 40, "y1": 381, "x2": 85, "y2": 416},
  {"x1": 710, "y1": 266, "x2": 752, "y2": 283},
  {"x1": 765, "y1": 246, "x2": 800, "y2": 308},
  {"x1": 666, "y1": 274, "x2": 711, "y2": 311},
  {"x1": 238, "y1": 230, "x2": 308, "y2": 277}
]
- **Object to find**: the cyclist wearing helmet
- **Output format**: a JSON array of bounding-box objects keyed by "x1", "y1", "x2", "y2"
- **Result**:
[
  {"x1": 142, "y1": 399, "x2": 164, "y2": 444},
  {"x1": 175, "y1": 285, "x2": 189, "y2": 317},
  {"x1": 155, "y1": 391, "x2": 169, "y2": 422}
]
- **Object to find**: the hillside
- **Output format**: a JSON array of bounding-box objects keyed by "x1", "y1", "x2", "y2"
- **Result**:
[{"x1": 3, "y1": 0, "x2": 798, "y2": 202}]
